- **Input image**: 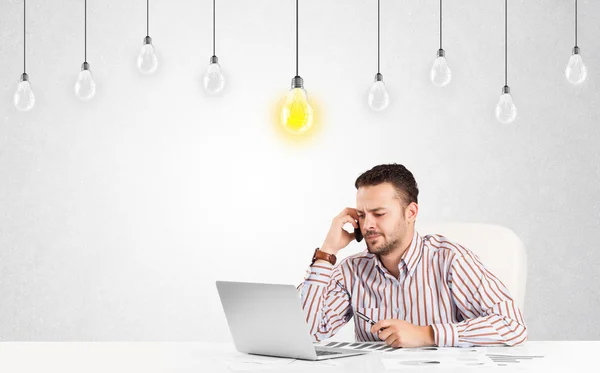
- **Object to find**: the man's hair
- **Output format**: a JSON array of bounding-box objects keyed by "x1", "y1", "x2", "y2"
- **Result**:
[{"x1": 355, "y1": 163, "x2": 419, "y2": 208}]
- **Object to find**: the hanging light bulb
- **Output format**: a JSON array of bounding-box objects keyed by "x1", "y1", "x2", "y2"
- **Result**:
[
  {"x1": 14, "y1": 1, "x2": 34, "y2": 112},
  {"x1": 431, "y1": 49, "x2": 451, "y2": 87},
  {"x1": 495, "y1": 0, "x2": 517, "y2": 124},
  {"x1": 281, "y1": 76, "x2": 313, "y2": 135},
  {"x1": 495, "y1": 86, "x2": 517, "y2": 124},
  {"x1": 431, "y1": 0, "x2": 451, "y2": 87},
  {"x1": 14, "y1": 73, "x2": 35, "y2": 112},
  {"x1": 204, "y1": 55, "x2": 225, "y2": 94},
  {"x1": 203, "y1": 0, "x2": 225, "y2": 94},
  {"x1": 137, "y1": 36, "x2": 158, "y2": 74},
  {"x1": 565, "y1": 47, "x2": 587, "y2": 85},
  {"x1": 565, "y1": 1, "x2": 587, "y2": 85},
  {"x1": 368, "y1": 0, "x2": 390, "y2": 111},
  {"x1": 75, "y1": 0, "x2": 96, "y2": 101},
  {"x1": 137, "y1": 1, "x2": 158, "y2": 74},
  {"x1": 280, "y1": 0, "x2": 313, "y2": 135},
  {"x1": 368, "y1": 73, "x2": 389, "y2": 111},
  {"x1": 75, "y1": 62, "x2": 97, "y2": 100}
]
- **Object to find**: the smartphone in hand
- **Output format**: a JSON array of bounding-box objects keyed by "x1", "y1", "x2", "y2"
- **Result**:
[{"x1": 354, "y1": 223, "x2": 363, "y2": 242}]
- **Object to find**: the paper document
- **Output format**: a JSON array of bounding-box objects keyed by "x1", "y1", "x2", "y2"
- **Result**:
[
  {"x1": 380, "y1": 347, "x2": 496, "y2": 369},
  {"x1": 218, "y1": 354, "x2": 295, "y2": 371},
  {"x1": 318, "y1": 340, "x2": 399, "y2": 352}
]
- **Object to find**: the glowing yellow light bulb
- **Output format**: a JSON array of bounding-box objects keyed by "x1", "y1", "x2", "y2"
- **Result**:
[{"x1": 281, "y1": 76, "x2": 314, "y2": 135}]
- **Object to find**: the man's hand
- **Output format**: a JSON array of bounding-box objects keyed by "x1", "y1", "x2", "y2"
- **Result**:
[
  {"x1": 370, "y1": 319, "x2": 435, "y2": 348},
  {"x1": 319, "y1": 208, "x2": 360, "y2": 255}
]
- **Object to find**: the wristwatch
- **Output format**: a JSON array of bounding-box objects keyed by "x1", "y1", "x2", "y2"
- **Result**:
[{"x1": 311, "y1": 248, "x2": 337, "y2": 265}]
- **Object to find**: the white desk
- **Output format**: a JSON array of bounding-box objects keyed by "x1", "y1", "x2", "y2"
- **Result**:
[{"x1": 0, "y1": 341, "x2": 596, "y2": 372}]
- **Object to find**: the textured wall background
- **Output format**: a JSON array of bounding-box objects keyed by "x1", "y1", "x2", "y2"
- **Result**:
[{"x1": 1, "y1": 0, "x2": 599, "y2": 341}]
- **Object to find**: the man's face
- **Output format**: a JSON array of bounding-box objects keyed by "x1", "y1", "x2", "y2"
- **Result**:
[{"x1": 356, "y1": 182, "x2": 410, "y2": 256}]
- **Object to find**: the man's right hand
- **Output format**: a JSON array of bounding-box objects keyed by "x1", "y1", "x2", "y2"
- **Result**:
[{"x1": 319, "y1": 207, "x2": 360, "y2": 255}]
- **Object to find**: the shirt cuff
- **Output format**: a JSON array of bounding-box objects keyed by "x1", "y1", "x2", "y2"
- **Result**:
[
  {"x1": 432, "y1": 323, "x2": 459, "y2": 347},
  {"x1": 303, "y1": 262, "x2": 334, "y2": 285}
]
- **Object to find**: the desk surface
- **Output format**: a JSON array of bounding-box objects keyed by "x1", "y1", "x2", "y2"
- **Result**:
[{"x1": 0, "y1": 341, "x2": 596, "y2": 372}]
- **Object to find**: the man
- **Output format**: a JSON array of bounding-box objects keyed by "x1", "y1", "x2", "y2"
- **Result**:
[{"x1": 299, "y1": 164, "x2": 527, "y2": 348}]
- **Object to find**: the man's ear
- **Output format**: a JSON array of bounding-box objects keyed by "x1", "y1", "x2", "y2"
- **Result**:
[{"x1": 405, "y1": 202, "x2": 418, "y2": 223}]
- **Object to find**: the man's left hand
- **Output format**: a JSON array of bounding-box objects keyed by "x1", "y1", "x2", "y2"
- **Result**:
[{"x1": 370, "y1": 319, "x2": 435, "y2": 348}]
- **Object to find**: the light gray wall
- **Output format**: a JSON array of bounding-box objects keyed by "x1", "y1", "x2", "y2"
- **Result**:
[{"x1": 1, "y1": 0, "x2": 599, "y2": 341}]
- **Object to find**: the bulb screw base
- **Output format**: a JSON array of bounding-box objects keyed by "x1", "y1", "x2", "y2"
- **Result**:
[
  {"x1": 437, "y1": 48, "x2": 445, "y2": 58},
  {"x1": 502, "y1": 85, "x2": 511, "y2": 94},
  {"x1": 375, "y1": 73, "x2": 384, "y2": 82},
  {"x1": 20, "y1": 72, "x2": 29, "y2": 82},
  {"x1": 144, "y1": 36, "x2": 153, "y2": 45},
  {"x1": 573, "y1": 46, "x2": 580, "y2": 55},
  {"x1": 81, "y1": 62, "x2": 91, "y2": 71},
  {"x1": 210, "y1": 55, "x2": 219, "y2": 64},
  {"x1": 291, "y1": 76, "x2": 304, "y2": 89}
]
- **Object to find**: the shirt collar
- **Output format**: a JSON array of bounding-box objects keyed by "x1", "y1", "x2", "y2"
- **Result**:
[
  {"x1": 370, "y1": 230, "x2": 423, "y2": 277},
  {"x1": 401, "y1": 230, "x2": 423, "y2": 276}
]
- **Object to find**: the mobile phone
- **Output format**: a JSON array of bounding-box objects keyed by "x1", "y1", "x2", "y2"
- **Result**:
[{"x1": 354, "y1": 223, "x2": 363, "y2": 242}]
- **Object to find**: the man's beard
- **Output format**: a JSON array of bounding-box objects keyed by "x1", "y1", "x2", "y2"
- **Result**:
[
  {"x1": 366, "y1": 221, "x2": 405, "y2": 256},
  {"x1": 367, "y1": 236, "x2": 401, "y2": 256}
]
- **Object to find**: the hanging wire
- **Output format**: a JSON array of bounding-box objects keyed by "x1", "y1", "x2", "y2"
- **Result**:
[
  {"x1": 377, "y1": 0, "x2": 380, "y2": 74},
  {"x1": 23, "y1": 0, "x2": 26, "y2": 73},
  {"x1": 296, "y1": 0, "x2": 298, "y2": 76},
  {"x1": 575, "y1": 0, "x2": 578, "y2": 46},
  {"x1": 85, "y1": 0, "x2": 87, "y2": 62},
  {"x1": 213, "y1": 0, "x2": 216, "y2": 56},
  {"x1": 439, "y1": 0, "x2": 442, "y2": 50},
  {"x1": 504, "y1": 0, "x2": 507, "y2": 86},
  {"x1": 147, "y1": 0, "x2": 149, "y2": 37}
]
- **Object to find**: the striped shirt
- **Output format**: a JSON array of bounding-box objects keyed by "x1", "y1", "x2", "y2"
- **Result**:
[{"x1": 298, "y1": 230, "x2": 527, "y2": 347}]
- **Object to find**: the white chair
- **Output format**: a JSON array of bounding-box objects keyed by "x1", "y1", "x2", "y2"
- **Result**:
[{"x1": 331, "y1": 222, "x2": 527, "y2": 342}]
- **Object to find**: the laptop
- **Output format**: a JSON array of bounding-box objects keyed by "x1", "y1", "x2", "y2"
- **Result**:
[{"x1": 215, "y1": 280, "x2": 366, "y2": 361}]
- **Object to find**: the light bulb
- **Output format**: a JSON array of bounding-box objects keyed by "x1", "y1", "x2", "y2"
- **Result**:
[
  {"x1": 565, "y1": 46, "x2": 587, "y2": 85},
  {"x1": 368, "y1": 73, "x2": 389, "y2": 111},
  {"x1": 14, "y1": 73, "x2": 35, "y2": 112},
  {"x1": 495, "y1": 86, "x2": 517, "y2": 124},
  {"x1": 281, "y1": 76, "x2": 314, "y2": 135},
  {"x1": 74, "y1": 62, "x2": 97, "y2": 101},
  {"x1": 137, "y1": 36, "x2": 158, "y2": 74},
  {"x1": 203, "y1": 56, "x2": 225, "y2": 94},
  {"x1": 430, "y1": 49, "x2": 451, "y2": 87}
]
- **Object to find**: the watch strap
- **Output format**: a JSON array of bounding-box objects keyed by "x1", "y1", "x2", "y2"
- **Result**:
[{"x1": 311, "y1": 248, "x2": 337, "y2": 265}]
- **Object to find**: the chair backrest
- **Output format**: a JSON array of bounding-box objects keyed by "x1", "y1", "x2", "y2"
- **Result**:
[
  {"x1": 330, "y1": 222, "x2": 527, "y2": 342},
  {"x1": 416, "y1": 222, "x2": 527, "y2": 311}
]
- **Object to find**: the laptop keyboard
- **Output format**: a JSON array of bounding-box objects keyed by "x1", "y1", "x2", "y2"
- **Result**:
[{"x1": 316, "y1": 350, "x2": 342, "y2": 356}]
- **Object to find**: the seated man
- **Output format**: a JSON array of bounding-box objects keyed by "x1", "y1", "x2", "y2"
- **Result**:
[{"x1": 298, "y1": 164, "x2": 527, "y2": 348}]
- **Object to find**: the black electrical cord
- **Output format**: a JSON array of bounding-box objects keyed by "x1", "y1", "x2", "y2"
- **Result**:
[
  {"x1": 575, "y1": 0, "x2": 578, "y2": 47},
  {"x1": 504, "y1": 0, "x2": 507, "y2": 86},
  {"x1": 85, "y1": 0, "x2": 87, "y2": 62},
  {"x1": 378, "y1": 0, "x2": 380, "y2": 74},
  {"x1": 213, "y1": 0, "x2": 216, "y2": 55},
  {"x1": 296, "y1": 0, "x2": 298, "y2": 76},
  {"x1": 23, "y1": 0, "x2": 26, "y2": 73},
  {"x1": 439, "y1": 0, "x2": 443, "y2": 50}
]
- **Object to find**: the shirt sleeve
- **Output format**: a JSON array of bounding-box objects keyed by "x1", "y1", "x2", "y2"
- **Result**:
[
  {"x1": 431, "y1": 253, "x2": 528, "y2": 347},
  {"x1": 297, "y1": 260, "x2": 354, "y2": 342}
]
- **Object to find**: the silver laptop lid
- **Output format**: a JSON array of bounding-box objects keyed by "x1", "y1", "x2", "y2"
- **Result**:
[{"x1": 216, "y1": 281, "x2": 319, "y2": 360}]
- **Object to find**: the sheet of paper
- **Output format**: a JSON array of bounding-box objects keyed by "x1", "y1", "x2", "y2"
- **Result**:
[
  {"x1": 317, "y1": 340, "x2": 398, "y2": 352},
  {"x1": 317, "y1": 341, "x2": 550, "y2": 369},
  {"x1": 217, "y1": 354, "x2": 295, "y2": 371},
  {"x1": 381, "y1": 347, "x2": 496, "y2": 369},
  {"x1": 485, "y1": 352, "x2": 546, "y2": 367},
  {"x1": 291, "y1": 359, "x2": 344, "y2": 368}
]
